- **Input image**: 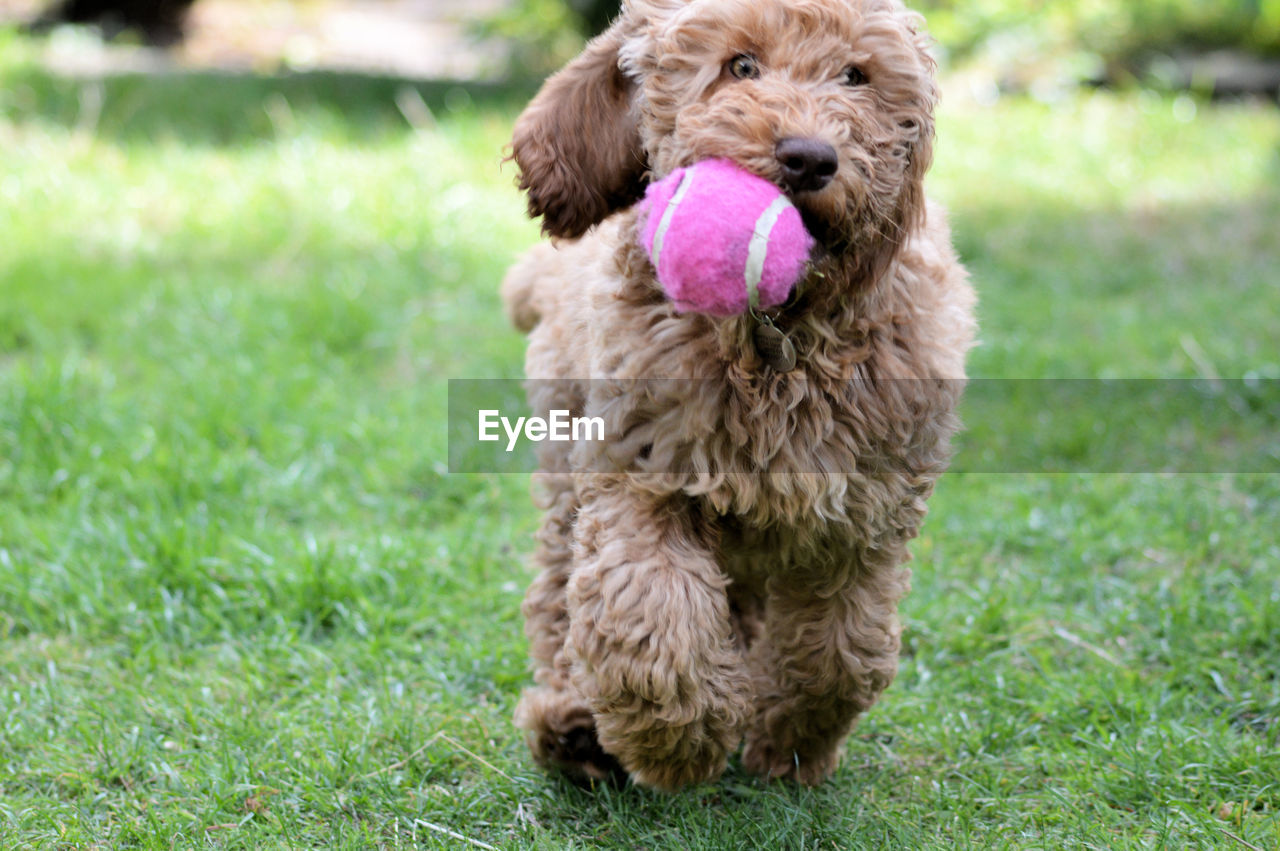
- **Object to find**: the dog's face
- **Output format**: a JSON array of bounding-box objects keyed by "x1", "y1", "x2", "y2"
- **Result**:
[{"x1": 512, "y1": 0, "x2": 937, "y2": 287}]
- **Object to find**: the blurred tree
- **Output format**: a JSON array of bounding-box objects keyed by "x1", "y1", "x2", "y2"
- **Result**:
[
  {"x1": 566, "y1": 0, "x2": 620, "y2": 36},
  {"x1": 31, "y1": 0, "x2": 196, "y2": 46},
  {"x1": 914, "y1": 0, "x2": 1280, "y2": 61}
]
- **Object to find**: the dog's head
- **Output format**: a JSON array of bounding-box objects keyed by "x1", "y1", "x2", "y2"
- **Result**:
[{"x1": 511, "y1": 0, "x2": 937, "y2": 288}]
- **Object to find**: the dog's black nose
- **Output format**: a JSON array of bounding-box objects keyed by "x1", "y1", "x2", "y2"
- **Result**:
[{"x1": 775, "y1": 137, "x2": 838, "y2": 193}]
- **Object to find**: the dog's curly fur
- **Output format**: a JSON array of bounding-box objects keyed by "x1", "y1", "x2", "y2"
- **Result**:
[{"x1": 501, "y1": 0, "x2": 976, "y2": 790}]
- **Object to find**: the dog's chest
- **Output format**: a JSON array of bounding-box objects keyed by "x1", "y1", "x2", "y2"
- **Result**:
[{"x1": 674, "y1": 375, "x2": 952, "y2": 533}]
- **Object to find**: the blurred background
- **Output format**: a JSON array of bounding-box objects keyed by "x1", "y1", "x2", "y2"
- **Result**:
[{"x1": 2, "y1": 0, "x2": 1279, "y2": 91}]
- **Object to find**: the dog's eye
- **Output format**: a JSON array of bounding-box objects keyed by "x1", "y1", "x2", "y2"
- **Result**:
[
  {"x1": 728, "y1": 54, "x2": 760, "y2": 80},
  {"x1": 844, "y1": 66, "x2": 868, "y2": 86}
]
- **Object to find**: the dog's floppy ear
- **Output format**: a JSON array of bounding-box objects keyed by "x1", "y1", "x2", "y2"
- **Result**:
[
  {"x1": 893, "y1": 78, "x2": 935, "y2": 246},
  {"x1": 856, "y1": 23, "x2": 938, "y2": 288},
  {"x1": 510, "y1": 17, "x2": 648, "y2": 239},
  {"x1": 859, "y1": 103, "x2": 934, "y2": 287}
]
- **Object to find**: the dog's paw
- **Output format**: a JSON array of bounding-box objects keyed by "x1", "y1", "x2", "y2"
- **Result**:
[
  {"x1": 516, "y1": 687, "x2": 626, "y2": 785},
  {"x1": 741, "y1": 733, "x2": 839, "y2": 786},
  {"x1": 619, "y1": 735, "x2": 731, "y2": 791},
  {"x1": 540, "y1": 723, "x2": 627, "y2": 786}
]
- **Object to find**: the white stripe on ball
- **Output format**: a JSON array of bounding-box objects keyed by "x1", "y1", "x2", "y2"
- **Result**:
[
  {"x1": 650, "y1": 166, "x2": 695, "y2": 271},
  {"x1": 745, "y1": 194, "x2": 795, "y2": 311}
]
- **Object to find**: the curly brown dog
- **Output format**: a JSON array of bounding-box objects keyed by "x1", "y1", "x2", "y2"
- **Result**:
[{"x1": 501, "y1": 0, "x2": 976, "y2": 790}]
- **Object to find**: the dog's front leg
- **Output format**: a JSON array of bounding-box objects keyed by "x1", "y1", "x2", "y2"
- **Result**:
[
  {"x1": 566, "y1": 477, "x2": 752, "y2": 790},
  {"x1": 742, "y1": 543, "x2": 911, "y2": 786},
  {"x1": 514, "y1": 469, "x2": 628, "y2": 785}
]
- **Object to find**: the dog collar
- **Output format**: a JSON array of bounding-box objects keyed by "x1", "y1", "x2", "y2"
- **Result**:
[{"x1": 747, "y1": 269, "x2": 808, "y2": 373}]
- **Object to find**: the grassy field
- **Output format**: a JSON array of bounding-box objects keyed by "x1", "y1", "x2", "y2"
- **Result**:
[{"x1": 2, "y1": 28, "x2": 1279, "y2": 848}]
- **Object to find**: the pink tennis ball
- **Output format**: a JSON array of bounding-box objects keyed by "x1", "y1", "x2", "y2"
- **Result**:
[{"x1": 637, "y1": 159, "x2": 814, "y2": 317}]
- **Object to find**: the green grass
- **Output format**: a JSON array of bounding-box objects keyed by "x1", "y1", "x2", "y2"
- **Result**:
[{"x1": 2, "y1": 29, "x2": 1279, "y2": 848}]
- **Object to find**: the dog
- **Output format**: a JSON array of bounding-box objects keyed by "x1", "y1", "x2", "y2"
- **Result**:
[{"x1": 501, "y1": 0, "x2": 976, "y2": 790}]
